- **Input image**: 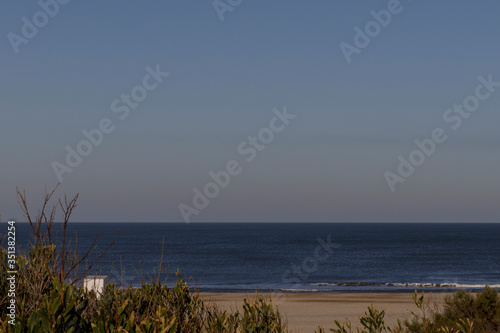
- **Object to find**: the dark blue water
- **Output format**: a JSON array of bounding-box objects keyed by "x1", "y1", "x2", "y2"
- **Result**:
[{"x1": 7, "y1": 223, "x2": 500, "y2": 292}]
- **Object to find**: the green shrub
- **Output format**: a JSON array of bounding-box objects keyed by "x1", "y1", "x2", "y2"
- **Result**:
[
  {"x1": 324, "y1": 303, "x2": 403, "y2": 333},
  {"x1": 432, "y1": 286, "x2": 500, "y2": 333},
  {"x1": 1, "y1": 279, "x2": 90, "y2": 333},
  {"x1": 238, "y1": 296, "x2": 287, "y2": 332}
]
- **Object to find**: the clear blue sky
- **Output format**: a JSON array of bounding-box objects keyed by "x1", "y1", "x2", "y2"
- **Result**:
[{"x1": 1, "y1": 0, "x2": 500, "y2": 222}]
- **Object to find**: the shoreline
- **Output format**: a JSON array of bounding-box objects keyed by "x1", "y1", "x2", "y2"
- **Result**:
[{"x1": 200, "y1": 292, "x2": 450, "y2": 333}]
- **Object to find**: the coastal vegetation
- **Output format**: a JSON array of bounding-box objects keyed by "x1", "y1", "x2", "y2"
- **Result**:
[
  {"x1": 1, "y1": 188, "x2": 499, "y2": 332},
  {"x1": 320, "y1": 287, "x2": 500, "y2": 333}
]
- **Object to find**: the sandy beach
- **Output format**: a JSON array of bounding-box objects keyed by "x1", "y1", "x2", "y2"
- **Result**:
[{"x1": 201, "y1": 292, "x2": 448, "y2": 333}]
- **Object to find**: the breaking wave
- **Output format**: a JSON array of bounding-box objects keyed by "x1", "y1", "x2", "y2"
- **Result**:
[{"x1": 311, "y1": 282, "x2": 500, "y2": 289}]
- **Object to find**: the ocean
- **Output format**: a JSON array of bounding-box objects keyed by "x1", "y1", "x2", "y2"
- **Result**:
[{"x1": 9, "y1": 222, "x2": 500, "y2": 293}]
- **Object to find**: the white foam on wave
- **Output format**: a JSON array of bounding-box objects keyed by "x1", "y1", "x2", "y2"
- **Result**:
[
  {"x1": 280, "y1": 288, "x2": 323, "y2": 292},
  {"x1": 312, "y1": 282, "x2": 500, "y2": 289}
]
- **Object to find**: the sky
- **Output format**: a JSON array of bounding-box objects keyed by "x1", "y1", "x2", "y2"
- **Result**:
[{"x1": 1, "y1": 0, "x2": 500, "y2": 222}]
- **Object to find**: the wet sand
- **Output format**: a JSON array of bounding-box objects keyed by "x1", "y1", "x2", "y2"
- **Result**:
[{"x1": 200, "y1": 292, "x2": 448, "y2": 333}]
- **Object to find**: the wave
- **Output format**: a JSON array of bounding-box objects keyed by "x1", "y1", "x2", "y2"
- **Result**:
[
  {"x1": 195, "y1": 282, "x2": 500, "y2": 293},
  {"x1": 279, "y1": 288, "x2": 323, "y2": 292},
  {"x1": 311, "y1": 282, "x2": 500, "y2": 289}
]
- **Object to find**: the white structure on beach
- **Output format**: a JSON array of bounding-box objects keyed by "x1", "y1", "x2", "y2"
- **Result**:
[{"x1": 83, "y1": 275, "x2": 109, "y2": 297}]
